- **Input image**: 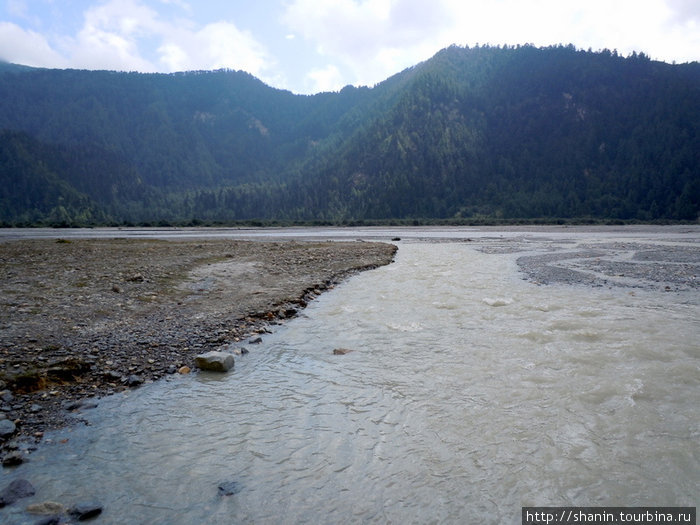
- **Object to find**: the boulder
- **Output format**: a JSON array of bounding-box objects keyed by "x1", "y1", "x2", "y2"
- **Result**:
[
  {"x1": 0, "y1": 478, "x2": 35, "y2": 507},
  {"x1": 194, "y1": 352, "x2": 234, "y2": 372}
]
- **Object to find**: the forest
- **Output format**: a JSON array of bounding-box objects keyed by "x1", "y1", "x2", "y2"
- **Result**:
[{"x1": 0, "y1": 44, "x2": 698, "y2": 226}]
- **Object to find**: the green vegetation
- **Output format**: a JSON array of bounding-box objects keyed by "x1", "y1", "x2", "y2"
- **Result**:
[{"x1": 1, "y1": 44, "x2": 698, "y2": 226}]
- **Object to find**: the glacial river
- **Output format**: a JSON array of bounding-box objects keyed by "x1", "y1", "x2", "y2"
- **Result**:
[{"x1": 1, "y1": 228, "x2": 698, "y2": 524}]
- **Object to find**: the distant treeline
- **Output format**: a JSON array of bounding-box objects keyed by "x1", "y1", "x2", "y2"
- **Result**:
[{"x1": 1, "y1": 44, "x2": 698, "y2": 226}]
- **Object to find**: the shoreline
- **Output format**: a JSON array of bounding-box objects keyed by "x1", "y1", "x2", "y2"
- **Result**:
[{"x1": 0, "y1": 238, "x2": 397, "y2": 460}]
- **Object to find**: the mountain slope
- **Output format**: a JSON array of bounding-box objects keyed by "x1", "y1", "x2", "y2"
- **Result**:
[{"x1": 1, "y1": 45, "x2": 698, "y2": 225}]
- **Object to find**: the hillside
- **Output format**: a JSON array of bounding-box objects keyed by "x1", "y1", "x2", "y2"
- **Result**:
[{"x1": 1, "y1": 45, "x2": 698, "y2": 225}]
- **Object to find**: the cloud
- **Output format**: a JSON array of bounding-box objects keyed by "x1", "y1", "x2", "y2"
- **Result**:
[
  {"x1": 283, "y1": 0, "x2": 700, "y2": 90},
  {"x1": 282, "y1": 0, "x2": 454, "y2": 87},
  {"x1": 1, "y1": 0, "x2": 274, "y2": 75},
  {"x1": 157, "y1": 21, "x2": 272, "y2": 75},
  {"x1": 666, "y1": 0, "x2": 700, "y2": 23},
  {"x1": 306, "y1": 64, "x2": 344, "y2": 92},
  {"x1": 0, "y1": 21, "x2": 68, "y2": 67}
]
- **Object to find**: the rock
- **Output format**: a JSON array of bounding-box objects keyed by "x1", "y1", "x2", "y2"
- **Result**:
[
  {"x1": 178, "y1": 366, "x2": 191, "y2": 374},
  {"x1": 3, "y1": 369, "x2": 46, "y2": 393},
  {"x1": 126, "y1": 273, "x2": 144, "y2": 282},
  {"x1": 34, "y1": 516, "x2": 62, "y2": 525},
  {"x1": 103, "y1": 370, "x2": 122, "y2": 381},
  {"x1": 332, "y1": 348, "x2": 355, "y2": 355},
  {"x1": 125, "y1": 375, "x2": 143, "y2": 387},
  {"x1": 29, "y1": 404, "x2": 42, "y2": 413},
  {"x1": 0, "y1": 478, "x2": 36, "y2": 507},
  {"x1": 249, "y1": 337, "x2": 263, "y2": 344},
  {"x1": 0, "y1": 391, "x2": 14, "y2": 403},
  {"x1": 0, "y1": 418, "x2": 16, "y2": 437},
  {"x1": 47, "y1": 357, "x2": 92, "y2": 382},
  {"x1": 69, "y1": 501, "x2": 103, "y2": 520},
  {"x1": 64, "y1": 400, "x2": 98, "y2": 412},
  {"x1": 111, "y1": 284, "x2": 122, "y2": 293},
  {"x1": 218, "y1": 481, "x2": 242, "y2": 496},
  {"x1": 26, "y1": 501, "x2": 66, "y2": 515},
  {"x1": 2, "y1": 451, "x2": 24, "y2": 466},
  {"x1": 194, "y1": 352, "x2": 234, "y2": 372}
]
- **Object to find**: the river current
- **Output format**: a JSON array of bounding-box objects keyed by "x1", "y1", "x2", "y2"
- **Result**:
[{"x1": 1, "y1": 231, "x2": 698, "y2": 524}]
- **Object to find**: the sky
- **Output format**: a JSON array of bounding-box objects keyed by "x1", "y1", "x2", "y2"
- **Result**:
[{"x1": 0, "y1": 0, "x2": 698, "y2": 94}]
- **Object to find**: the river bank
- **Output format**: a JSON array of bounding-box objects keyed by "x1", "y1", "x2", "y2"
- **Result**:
[{"x1": 0, "y1": 238, "x2": 397, "y2": 459}]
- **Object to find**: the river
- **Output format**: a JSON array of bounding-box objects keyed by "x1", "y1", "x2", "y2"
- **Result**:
[{"x1": 1, "y1": 228, "x2": 698, "y2": 524}]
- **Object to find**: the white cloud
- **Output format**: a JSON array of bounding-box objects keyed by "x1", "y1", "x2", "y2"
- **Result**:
[
  {"x1": 283, "y1": 0, "x2": 700, "y2": 90},
  {"x1": 306, "y1": 63, "x2": 344, "y2": 92},
  {"x1": 157, "y1": 21, "x2": 272, "y2": 75},
  {"x1": 0, "y1": 21, "x2": 68, "y2": 67},
  {"x1": 282, "y1": 0, "x2": 454, "y2": 87},
  {"x1": 0, "y1": 0, "x2": 275, "y2": 75}
]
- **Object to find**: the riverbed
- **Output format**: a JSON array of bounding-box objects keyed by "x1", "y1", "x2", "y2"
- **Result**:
[{"x1": 1, "y1": 227, "x2": 698, "y2": 524}]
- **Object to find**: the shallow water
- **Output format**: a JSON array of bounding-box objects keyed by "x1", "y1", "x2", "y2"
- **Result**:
[{"x1": 2, "y1": 238, "x2": 698, "y2": 524}]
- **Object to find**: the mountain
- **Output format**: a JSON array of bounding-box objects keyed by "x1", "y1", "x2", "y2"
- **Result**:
[{"x1": 1, "y1": 45, "x2": 698, "y2": 225}]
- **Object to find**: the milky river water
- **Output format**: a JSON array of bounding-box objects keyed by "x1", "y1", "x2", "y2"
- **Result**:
[{"x1": 2, "y1": 233, "x2": 698, "y2": 524}]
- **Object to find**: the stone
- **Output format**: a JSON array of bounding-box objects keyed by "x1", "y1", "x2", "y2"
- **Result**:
[
  {"x1": 0, "y1": 418, "x2": 16, "y2": 437},
  {"x1": 64, "y1": 400, "x2": 98, "y2": 412},
  {"x1": 111, "y1": 284, "x2": 122, "y2": 293},
  {"x1": 249, "y1": 337, "x2": 263, "y2": 344},
  {"x1": 178, "y1": 366, "x2": 191, "y2": 374},
  {"x1": 26, "y1": 501, "x2": 66, "y2": 515},
  {"x1": 70, "y1": 501, "x2": 103, "y2": 520},
  {"x1": 103, "y1": 370, "x2": 122, "y2": 381},
  {"x1": 218, "y1": 481, "x2": 242, "y2": 496},
  {"x1": 332, "y1": 348, "x2": 355, "y2": 355},
  {"x1": 2, "y1": 451, "x2": 24, "y2": 467},
  {"x1": 0, "y1": 478, "x2": 36, "y2": 507},
  {"x1": 194, "y1": 352, "x2": 234, "y2": 372},
  {"x1": 47, "y1": 357, "x2": 91, "y2": 381},
  {"x1": 34, "y1": 516, "x2": 62, "y2": 525},
  {"x1": 125, "y1": 375, "x2": 143, "y2": 387}
]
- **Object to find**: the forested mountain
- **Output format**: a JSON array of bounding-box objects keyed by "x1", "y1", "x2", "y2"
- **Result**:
[{"x1": 1, "y1": 44, "x2": 698, "y2": 225}]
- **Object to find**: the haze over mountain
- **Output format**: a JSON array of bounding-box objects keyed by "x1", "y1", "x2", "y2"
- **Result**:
[{"x1": 1, "y1": 44, "x2": 698, "y2": 226}]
